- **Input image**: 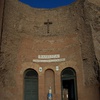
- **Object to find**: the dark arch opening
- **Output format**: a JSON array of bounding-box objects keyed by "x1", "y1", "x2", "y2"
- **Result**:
[
  {"x1": 24, "y1": 68, "x2": 38, "y2": 100},
  {"x1": 61, "y1": 67, "x2": 78, "y2": 100}
]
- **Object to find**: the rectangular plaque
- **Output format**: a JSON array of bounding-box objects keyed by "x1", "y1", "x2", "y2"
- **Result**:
[
  {"x1": 38, "y1": 54, "x2": 60, "y2": 59},
  {"x1": 33, "y1": 58, "x2": 65, "y2": 63}
]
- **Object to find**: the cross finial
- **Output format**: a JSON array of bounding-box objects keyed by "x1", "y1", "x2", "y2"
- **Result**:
[{"x1": 44, "y1": 19, "x2": 52, "y2": 33}]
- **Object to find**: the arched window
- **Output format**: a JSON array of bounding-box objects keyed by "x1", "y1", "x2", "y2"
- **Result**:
[
  {"x1": 24, "y1": 69, "x2": 38, "y2": 100},
  {"x1": 61, "y1": 68, "x2": 78, "y2": 100}
]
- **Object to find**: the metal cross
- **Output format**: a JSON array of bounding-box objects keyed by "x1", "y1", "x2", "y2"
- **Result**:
[{"x1": 44, "y1": 19, "x2": 52, "y2": 33}]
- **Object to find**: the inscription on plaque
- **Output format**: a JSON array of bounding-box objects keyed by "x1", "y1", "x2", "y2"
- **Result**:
[
  {"x1": 33, "y1": 58, "x2": 65, "y2": 63},
  {"x1": 38, "y1": 54, "x2": 60, "y2": 59},
  {"x1": 33, "y1": 54, "x2": 65, "y2": 63}
]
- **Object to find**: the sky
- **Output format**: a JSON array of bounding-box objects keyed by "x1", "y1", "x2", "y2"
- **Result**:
[{"x1": 19, "y1": 0, "x2": 76, "y2": 9}]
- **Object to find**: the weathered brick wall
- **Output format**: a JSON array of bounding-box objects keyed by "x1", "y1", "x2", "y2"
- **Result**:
[
  {"x1": 0, "y1": 0, "x2": 5, "y2": 50},
  {"x1": 84, "y1": 0, "x2": 100, "y2": 81}
]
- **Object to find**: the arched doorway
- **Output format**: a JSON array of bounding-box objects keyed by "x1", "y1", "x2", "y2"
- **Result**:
[
  {"x1": 24, "y1": 68, "x2": 38, "y2": 100},
  {"x1": 61, "y1": 68, "x2": 78, "y2": 100}
]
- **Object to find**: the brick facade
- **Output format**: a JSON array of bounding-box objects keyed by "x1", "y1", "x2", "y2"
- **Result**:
[{"x1": 0, "y1": 0, "x2": 100, "y2": 100}]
